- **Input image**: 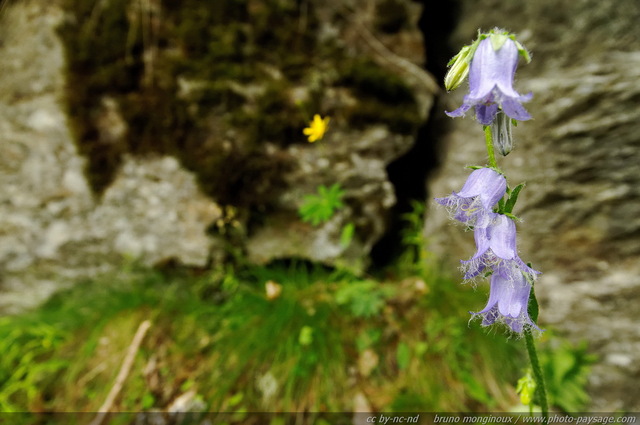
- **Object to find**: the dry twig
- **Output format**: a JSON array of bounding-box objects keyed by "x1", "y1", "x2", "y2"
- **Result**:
[{"x1": 89, "y1": 319, "x2": 152, "y2": 425}]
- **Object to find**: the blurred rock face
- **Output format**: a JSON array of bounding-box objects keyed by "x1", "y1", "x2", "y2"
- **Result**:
[
  {"x1": 0, "y1": 0, "x2": 431, "y2": 311},
  {"x1": 425, "y1": 0, "x2": 640, "y2": 410},
  {"x1": 0, "y1": 1, "x2": 222, "y2": 313}
]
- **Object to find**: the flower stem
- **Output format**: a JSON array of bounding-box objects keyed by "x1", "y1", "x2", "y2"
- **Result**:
[
  {"x1": 484, "y1": 125, "x2": 498, "y2": 169},
  {"x1": 524, "y1": 328, "x2": 549, "y2": 423}
]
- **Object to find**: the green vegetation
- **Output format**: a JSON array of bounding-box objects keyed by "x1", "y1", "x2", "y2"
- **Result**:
[
  {"x1": 0, "y1": 204, "x2": 592, "y2": 421},
  {"x1": 298, "y1": 183, "x2": 346, "y2": 226},
  {"x1": 0, "y1": 211, "x2": 595, "y2": 422},
  {"x1": 539, "y1": 338, "x2": 596, "y2": 412},
  {"x1": 298, "y1": 182, "x2": 357, "y2": 251},
  {"x1": 0, "y1": 257, "x2": 527, "y2": 419}
]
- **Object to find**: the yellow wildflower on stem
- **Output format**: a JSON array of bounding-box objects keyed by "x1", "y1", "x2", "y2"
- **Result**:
[{"x1": 303, "y1": 114, "x2": 330, "y2": 142}]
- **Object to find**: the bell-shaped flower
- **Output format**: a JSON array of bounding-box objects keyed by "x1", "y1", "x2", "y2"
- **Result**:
[
  {"x1": 471, "y1": 271, "x2": 542, "y2": 333},
  {"x1": 435, "y1": 168, "x2": 506, "y2": 228},
  {"x1": 446, "y1": 35, "x2": 532, "y2": 125},
  {"x1": 461, "y1": 214, "x2": 540, "y2": 281}
]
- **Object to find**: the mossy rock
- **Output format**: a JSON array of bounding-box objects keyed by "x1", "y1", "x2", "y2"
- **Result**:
[
  {"x1": 58, "y1": 0, "x2": 421, "y2": 209},
  {"x1": 375, "y1": 0, "x2": 410, "y2": 34}
]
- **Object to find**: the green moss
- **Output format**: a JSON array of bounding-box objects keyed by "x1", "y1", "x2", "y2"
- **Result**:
[
  {"x1": 375, "y1": 0, "x2": 410, "y2": 34},
  {"x1": 57, "y1": 0, "x2": 422, "y2": 208},
  {"x1": 58, "y1": 0, "x2": 312, "y2": 206},
  {"x1": 58, "y1": 0, "x2": 144, "y2": 193},
  {"x1": 340, "y1": 59, "x2": 421, "y2": 134},
  {"x1": 340, "y1": 58, "x2": 416, "y2": 104},
  {"x1": 346, "y1": 100, "x2": 421, "y2": 135},
  {"x1": 230, "y1": 83, "x2": 305, "y2": 146}
]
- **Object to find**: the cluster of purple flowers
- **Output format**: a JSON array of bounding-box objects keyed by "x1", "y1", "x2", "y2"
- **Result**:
[
  {"x1": 436, "y1": 169, "x2": 541, "y2": 333},
  {"x1": 437, "y1": 29, "x2": 541, "y2": 334}
]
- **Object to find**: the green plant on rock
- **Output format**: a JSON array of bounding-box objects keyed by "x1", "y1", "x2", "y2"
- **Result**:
[
  {"x1": 298, "y1": 183, "x2": 345, "y2": 226},
  {"x1": 298, "y1": 183, "x2": 357, "y2": 250}
]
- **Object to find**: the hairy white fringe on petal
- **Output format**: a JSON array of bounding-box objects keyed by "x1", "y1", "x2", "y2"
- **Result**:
[
  {"x1": 436, "y1": 195, "x2": 493, "y2": 228},
  {"x1": 461, "y1": 251, "x2": 538, "y2": 283},
  {"x1": 471, "y1": 307, "x2": 542, "y2": 335}
]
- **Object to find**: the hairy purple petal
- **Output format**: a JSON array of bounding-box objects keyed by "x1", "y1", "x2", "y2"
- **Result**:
[
  {"x1": 435, "y1": 168, "x2": 506, "y2": 228},
  {"x1": 487, "y1": 215, "x2": 517, "y2": 259},
  {"x1": 456, "y1": 168, "x2": 507, "y2": 210},
  {"x1": 472, "y1": 272, "x2": 542, "y2": 333},
  {"x1": 445, "y1": 102, "x2": 472, "y2": 118},
  {"x1": 471, "y1": 226, "x2": 491, "y2": 259},
  {"x1": 476, "y1": 104, "x2": 499, "y2": 126},
  {"x1": 461, "y1": 214, "x2": 541, "y2": 281},
  {"x1": 500, "y1": 96, "x2": 532, "y2": 122}
]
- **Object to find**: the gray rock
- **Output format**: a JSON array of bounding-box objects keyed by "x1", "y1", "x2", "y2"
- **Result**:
[
  {"x1": 0, "y1": 0, "x2": 434, "y2": 310},
  {"x1": 244, "y1": 0, "x2": 435, "y2": 268},
  {"x1": 247, "y1": 126, "x2": 409, "y2": 270},
  {"x1": 88, "y1": 155, "x2": 222, "y2": 268},
  {"x1": 425, "y1": 0, "x2": 640, "y2": 410},
  {"x1": 0, "y1": 1, "x2": 221, "y2": 313}
]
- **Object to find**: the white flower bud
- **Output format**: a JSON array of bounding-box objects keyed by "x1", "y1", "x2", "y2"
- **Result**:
[
  {"x1": 444, "y1": 45, "x2": 472, "y2": 91},
  {"x1": 491, "y1": 112, "x2": 514, "y2": 156}
]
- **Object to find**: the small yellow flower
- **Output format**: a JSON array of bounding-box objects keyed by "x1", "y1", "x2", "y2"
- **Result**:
[{"x1": 303, "y1": 114, "x2": 330, "y2": 142}]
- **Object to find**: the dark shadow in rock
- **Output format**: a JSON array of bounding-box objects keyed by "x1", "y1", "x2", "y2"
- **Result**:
[{"x1": 369, "y1": 0, "x2": 460, "y2": 269}]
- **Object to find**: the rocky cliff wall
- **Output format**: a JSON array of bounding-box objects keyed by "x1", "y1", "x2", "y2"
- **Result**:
[
  {"x1": 0, "y1": 0, "x2": 223, "y2": 313},
  {"x1": 425, "y1": 0, "x2": 640, "y2": 411},
  {"x1": 0, "y1": 0, "x2": 432, "y2": 310}
]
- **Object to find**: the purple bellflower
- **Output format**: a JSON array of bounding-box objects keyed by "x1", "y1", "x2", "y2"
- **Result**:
[
  {"x1": 461, "y1": 214, "x2": 540, "y2": 281},
  {"x1": 435, "y1": 167, "x2": 506, "y2": 228},
  {"x1": 446, "y1": 34, "x2": 532, "y2": 126},
  {"x1": 472, "y1": 271, "x2": 541, "y2": 333}
]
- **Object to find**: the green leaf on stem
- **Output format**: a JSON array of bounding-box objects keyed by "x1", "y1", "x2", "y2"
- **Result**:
[
  {"x1": 527, "y1": 275, "x2": 540, "y2": 324},
  {"x1": 504, "y1": 212, "x2": 521, "y2": 222},
  {"x1": 504, "y1": 182, "x2": 525, "y2": 214}
]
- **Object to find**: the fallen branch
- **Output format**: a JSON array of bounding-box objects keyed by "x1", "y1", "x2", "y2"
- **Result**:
[{"x1": 89, "y1": 319, "x2": 152, "y2": 425}]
